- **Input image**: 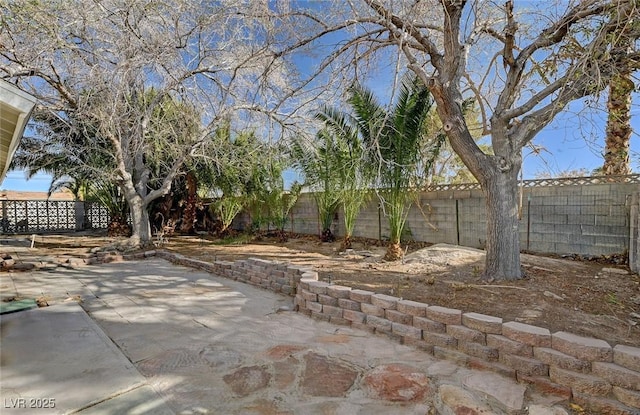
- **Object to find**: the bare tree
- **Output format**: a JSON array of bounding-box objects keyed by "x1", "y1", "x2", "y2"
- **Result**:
[
  {"x1": 0, "y1": 0, "x2": 321, "y2": 247},
  {"x1": 3, "y1": 0, "x2": 639, "y2": 273},
  {"x1": 284, "y1": 0, "x2": 640, "y2": 280}
]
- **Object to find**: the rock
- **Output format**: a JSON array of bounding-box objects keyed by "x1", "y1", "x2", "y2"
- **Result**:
[
  {"x1": 1, "y1": 258, "x2": 15, "y2": 269},
  {"x1": 301, "y1": 352, "x2": 358, "y2": 397},
  {"x1": 463, "y1": 372, "x2": 526, "y2": 414},
  {"x1": 85, "y1": 257, "x2": 98, "y2": 265},
  {"x1": 543, "y1": 291, "x2": 564, "y2": 301},
  {"x1": 223, "y1": 365, "x2": 271, "y2": 397},
  {"x1": 240, "y1": 398, "x2": 290, "y2": 415},
  {"x1": 364, "y1": 363, "x2": 431, "y2": 402},
  {"x1": 13, "y1": 262, "x2": 36, "y2": 271},
  {"x1": 516, "y1": 308, "x2": 542, "y2": 322},
  {"x1": 436, "y1": 384, "x2": 494, "y2": 415},
  {"x1": 35, "y1": 296, "x2": 49, "y2": 307},
  {"x1": 264, "y1": 344, "x2": 307, "y2": 360},
  {"x1": 67, "y1": 257, "x2": 87, "y2": 266},
  {"x1": 273, "y1": 357, "x2": 298, "y2": 389}
]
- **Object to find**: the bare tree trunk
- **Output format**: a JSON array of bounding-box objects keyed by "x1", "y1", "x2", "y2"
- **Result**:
[
  {"x1": 127, "y1": 195, "x2": 151, "y2": 246},
  {"x1": 483, "y1": 167, "x2": 522, "y2": 280},
  {"x1": 180, "y1": 171, "x2": 198, "y2": 234},
  {"x1": 426, "y1": 77, "x2": 523, "y2": 280}
]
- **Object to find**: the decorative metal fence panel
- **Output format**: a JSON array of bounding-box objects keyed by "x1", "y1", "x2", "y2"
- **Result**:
[
  {"x1": 0, "y1": 200, "x2": 111, "y2": 234},
  {"x1": 1, "y1": 200, "x2": 76, "y2": 233},
  {"x1": 85, "y1": 202, "x2": 111, "y2": 229}
]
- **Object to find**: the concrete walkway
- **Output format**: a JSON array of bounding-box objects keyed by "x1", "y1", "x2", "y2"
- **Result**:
[{"x1": 1, "y1": 255, "x2": 571, "y2": 414}]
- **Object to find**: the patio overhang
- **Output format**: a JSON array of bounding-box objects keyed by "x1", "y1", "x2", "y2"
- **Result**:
[{"x1": 0, "y1": 80, "x2": 37, "y2": 182}]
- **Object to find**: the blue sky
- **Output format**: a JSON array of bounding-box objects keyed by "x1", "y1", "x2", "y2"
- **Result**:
[{"x1": 2, "y1": 170, "x2": 52, "y2": 192}]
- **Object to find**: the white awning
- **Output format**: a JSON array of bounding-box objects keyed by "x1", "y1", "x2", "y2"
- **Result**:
[{"x1": 0, "y1": 80, "x2": 37, "y2": 182}]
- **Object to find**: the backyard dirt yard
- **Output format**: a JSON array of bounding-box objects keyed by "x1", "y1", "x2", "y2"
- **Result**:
[
  {"x1": 166, "y1": 234, "x2": 640, "y2": 348},
  {"x1": 11, "y1": 233, "x2": 640, "y2": 347}
]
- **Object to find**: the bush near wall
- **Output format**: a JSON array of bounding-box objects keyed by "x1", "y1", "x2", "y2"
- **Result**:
[{"x1": 279, "y1": 175, "x2": 640, "y2": 259}]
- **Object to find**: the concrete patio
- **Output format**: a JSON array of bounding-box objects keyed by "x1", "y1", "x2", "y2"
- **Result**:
[{"x1": 0, "y1": 253, "x2": 571, "y2": 414}]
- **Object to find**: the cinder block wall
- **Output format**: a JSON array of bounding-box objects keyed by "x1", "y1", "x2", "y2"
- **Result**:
[
  {"x1": 286, "y1": 180, "x2": 638, "y2": 257},
  {"x1": 521, "y1": 183, "x2": 634, "y2": 256},
  {"x1": 631, "y1": 194, "x2": 639, "y2": 272}
]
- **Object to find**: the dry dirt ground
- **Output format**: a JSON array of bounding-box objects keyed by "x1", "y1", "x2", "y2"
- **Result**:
[
  {"x1": 9, "y1": 233, "x2": 640, "y2": 348},
  {"x1": 167, "y1": 234, "x2": 640, "y2": 348}
]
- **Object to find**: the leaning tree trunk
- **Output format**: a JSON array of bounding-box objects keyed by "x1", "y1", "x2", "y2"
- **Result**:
[
  {"x1": 426, "y1": 76, "x2": 524, "y2": 281},
  {"x1": 483, "y1": 167, "x2": 522, "y2": 280},
  {"x1": 603, "y1": 69, "x2": 633, "y2": 176}
]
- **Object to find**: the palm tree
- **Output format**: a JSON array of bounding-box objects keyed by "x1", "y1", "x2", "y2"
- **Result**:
[
  {"x1": 602, "y1": 9, "x2": 636, "y2": 176},
  {"x1": 290, "y1": 129, "x2": 342, "y2": 242},
  {"x1": 603, "y1": 46, "x2": 634, "y2": 176},
  {"x1": 196, "y1": 122, "x2": 273, "y2": 236},
  {"x1": 11, "y1": 108, "x2": 109, "y2": 197},
  {"x1": 315, "y1": 106, "x2": 371, "y2": 250},
  {"x1": 262, "y1": 155, "x2": 301, "y2": 242},
  {"x1": 12, "y1": 108, "x2": 131, "y2": 233},
  {"x1": 350, "y1": 76, "x2": 443, "y2": 261}
]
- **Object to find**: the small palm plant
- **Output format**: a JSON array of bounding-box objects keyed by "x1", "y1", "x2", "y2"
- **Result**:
[
  {"x1": 262, "y1": 158, "x2": 301, "y2": 242},
  {"x1": 315, "y1": 106, "x2": 371, "y2": 250},
  {"x1": 212, "y1": 195, "x2": 244, "y2": 235},
  {"x1": 350, "y1": 75, "x2": 443, "y2": 261},
  {"x1": 290, "y1": 129, "x2": 341, "y2": 242}
]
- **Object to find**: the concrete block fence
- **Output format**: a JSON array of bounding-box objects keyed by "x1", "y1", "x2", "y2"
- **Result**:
[
  {"x1": 131, "y1": 250, "x2": 640, "y2": 414},
  {"x1": 277, "y1": 178, "x2": 640, "y2": 259}
]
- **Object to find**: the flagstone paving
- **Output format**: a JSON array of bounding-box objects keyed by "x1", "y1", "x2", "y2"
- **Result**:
[{"x1": 1, "y1": 253, "x2": 572, "y2": 414}]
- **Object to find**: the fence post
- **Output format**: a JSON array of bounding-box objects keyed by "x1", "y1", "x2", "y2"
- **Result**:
[
  {"x1": 75, "y1": 201, "x2": 85, "y2": 231},
  {"x1": 1, "y1": 201, "x2": 7, "y2": 233},
  {"x1": 455, "y1": 199, "x2": 460, "y2": 245},
  {"x1": 630, "y1": 193, "x2": 639, "y2": 273},
  {"x1": 378, "y1": 203, "x2": 382, "y2": 242}
]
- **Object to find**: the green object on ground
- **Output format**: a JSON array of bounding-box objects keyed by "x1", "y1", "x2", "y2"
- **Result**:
[{"x1": 0, "y1": 299, "x2": 37, "y2": 314}]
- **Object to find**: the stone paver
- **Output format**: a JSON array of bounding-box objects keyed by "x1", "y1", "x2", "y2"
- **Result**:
[{"x1": 1, "y1": 253, "x2": 575, "y2": 414}]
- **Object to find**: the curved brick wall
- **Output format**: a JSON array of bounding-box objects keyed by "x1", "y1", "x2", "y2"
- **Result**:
[{"x1": 137, "y1": 251, "x2": 640, "y2": 414}]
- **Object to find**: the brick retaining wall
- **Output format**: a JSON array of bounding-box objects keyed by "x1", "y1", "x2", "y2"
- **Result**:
[
  {"x1": 139, "y1": 251, "x2": 640, "y2": 414},
  {"x1": 152, "y1": 251, "x2": 314, "y2": 296}
]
